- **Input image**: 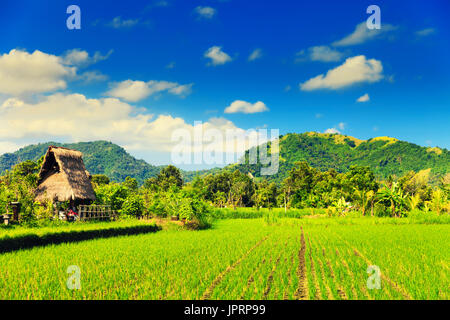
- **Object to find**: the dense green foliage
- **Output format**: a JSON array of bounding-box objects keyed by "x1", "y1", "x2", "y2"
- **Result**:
[
  {"x1": 1, "y1": 133, "x2": 448, "y2": 185},
  {"x1": 0, "y1": 156, "x2": 448, "y2": 226},
  {"x1": 233, "y1": 132, "x2": 449, "y2": 184}
]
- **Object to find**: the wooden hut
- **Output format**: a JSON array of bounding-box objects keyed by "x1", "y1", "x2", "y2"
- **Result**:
[{"x1": 35, "y1": 146, "x2": 96, "y2": 204}]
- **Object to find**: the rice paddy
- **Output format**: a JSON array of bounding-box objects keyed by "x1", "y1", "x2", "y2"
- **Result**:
[{"x1": 0, "y1": 217, "x2": 448, "y2": 300}]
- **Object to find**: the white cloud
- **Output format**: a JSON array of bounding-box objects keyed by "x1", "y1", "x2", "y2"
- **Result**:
[
  {"x1": 324, "y1": 128, "x2": 340, "y2": 134},
  {"x1": 0, "y1": 141, "x2": 23, "y2": 154},
  {"x1": 416, "y1": 28, "x2": 435, "y2": 37},
  {"x1": 78, "y1": 71, "x2": 108, "y2": 83},
  {"x1": 356, "y1": 93, "x2": 370, "y2": 102},
  {"x1": 106, "y1": 80, "x2": 193, "y2": 102},
  {"x1": 204, "y1": 46, "x2": 232, "y2": 66},
  {"x1": 248, "y1": 48, "x2": 262, "y2": 61},
  {"x1": 332, "y1": 22, "x2": 397, "y2": 47},
  {"x1": 338, "y1": 122, "x2": 346, "y2": 130},
  {"x1": 62, "y1": 49, "x2": 113, "y2": 67},
  {"x1": 195, "y1": 6, "x2": 216, "y2": 19},
  {"x1": 0, "y1": 49, "x2": 75, "y2": 96},
  {"x1": 0, "y1": 93, "x2": 264, "y2": 158},
  {"x1": 300, "y1": 55, "x2": 383, "y2": 91},
  {"x1": 296, "y1": 46, "x2": 343, "y2": 63},
  {"x1": 108, "y1": 16, "x2": 140, "y2": 28},
  {"x1": 224, "y1": 100, "x2": 269, "y2": 114}
]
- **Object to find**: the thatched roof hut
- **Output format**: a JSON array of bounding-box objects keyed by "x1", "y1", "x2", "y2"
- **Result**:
[{"x1": 35, "y1": 146, "x2": 96, "y2": 203}]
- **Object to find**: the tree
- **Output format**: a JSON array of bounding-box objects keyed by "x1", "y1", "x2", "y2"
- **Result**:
[
  {"x1": 121, "y1": 193, "x2": 144, "y2": 217},
  {"x1": 345, "y1": 166, "x2": 378, "y2": 215},
  {"x1": 123, "y1": 176, "x2": 138, "y2": 191},
  {"x1": 377, "y1": 182, "x2": 408, "y2": 217},
  {"x1": 156, "y1": 165, "x2": 183, "y2": 190},
  {"x1": 92, "y1": 174, "x2": 110, "y2": 186}
]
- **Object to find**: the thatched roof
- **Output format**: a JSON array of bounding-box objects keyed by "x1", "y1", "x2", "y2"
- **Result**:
[{"x1": 35, "y1": 146, "x2": 96, "y2": 202}]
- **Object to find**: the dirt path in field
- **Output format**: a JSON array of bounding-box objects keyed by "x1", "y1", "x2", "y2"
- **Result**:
[
  {"x1": 294, "y1": 228, "x2": 308, "y2": 300},
  {"x1": 201, "y1": 235, "x2": 269, "y2": 300}
]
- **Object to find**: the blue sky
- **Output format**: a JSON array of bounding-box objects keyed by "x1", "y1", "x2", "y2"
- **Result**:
[{"x1": 0, "y1": 0, "x2": 449, "y2": 168}]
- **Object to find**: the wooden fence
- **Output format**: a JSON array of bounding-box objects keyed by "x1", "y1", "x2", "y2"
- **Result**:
[{"x1": 77, "y1": 205, "x2": 116, "y2": 221}]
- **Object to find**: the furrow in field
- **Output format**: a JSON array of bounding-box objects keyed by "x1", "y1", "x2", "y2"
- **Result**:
[
  {"x1": 335, "y1": 248, "x2": 361, "y2": 300},
  {"x1": 333, "y1": 233, "x2": 413, "y2": 300},
  {"x1": 239, "y1": 249, "x2": 271, "y2": 299},
  {"x1": 293, "y1": 228, "x2": 308, "y2": 300},
  {"x1": 283, "y1": 236, "x2": 298, "y2": 300},
  {"x1": 316, "y1": 239, "x2": 347, "y2": 300},
  {"x1": 352, "y1": 247, "x2": 409, "y2": 299},
  {"x1": 201, "y1": 235, "x2": 269, "y2": 300},
  {"x1": 262, "y1": 239, "x2": 287, "y2": 299},
  {"x1": 307, "y1": 237, "x2": 321, "y2": 300},
  {"x1": 310, "y1": 237, "x2": 334, "y2": 300}
]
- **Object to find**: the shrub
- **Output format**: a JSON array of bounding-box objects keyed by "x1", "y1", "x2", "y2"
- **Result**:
[{"x1": 121, "y1": 194, "x2": 144, "y2": 217}]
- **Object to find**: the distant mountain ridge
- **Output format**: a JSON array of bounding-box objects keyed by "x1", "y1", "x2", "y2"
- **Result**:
[
  {"x1": 0, "y1": 141, "x2": 162, "y2": 184},
  {"x1": 0, "y1": 133, "x2": 448, "y2": 184},
  {"x1": 230, "y1": 132, "x2": 449, "y2": 183}
]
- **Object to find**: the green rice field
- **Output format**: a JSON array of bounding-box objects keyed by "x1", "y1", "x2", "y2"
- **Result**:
[{"x1": 0, "y1": 217, "x2": 448, "y2": 300}]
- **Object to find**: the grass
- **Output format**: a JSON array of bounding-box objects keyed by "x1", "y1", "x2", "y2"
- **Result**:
[
  {"x1": 0, "y1": 213, "x2": 448, "y2": 300},
  {"x1": 0, "y1": 220, "x2": 159, "y2": 253}
]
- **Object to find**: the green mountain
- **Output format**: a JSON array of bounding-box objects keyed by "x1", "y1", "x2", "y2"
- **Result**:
[
  {"x1": 0, "y1": 133, "x2": 448, "y2": 184},
  {"x1": 229, "y1": 132, "x2": 449, "y2": 183},
  {"x1": 0, "y1": 141, "x2": 162, "y2": 184}
]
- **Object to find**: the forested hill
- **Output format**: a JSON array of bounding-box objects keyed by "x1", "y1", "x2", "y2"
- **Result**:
[
  {"x1": 0, "y1": 133, "x2": 448, "y2": 184},
  {"x1": 0, "y1": 141, "x2": 162, "y2": 184},
  {"x1": 231, "y1": 132, "x2": 449, "y2": 183}
]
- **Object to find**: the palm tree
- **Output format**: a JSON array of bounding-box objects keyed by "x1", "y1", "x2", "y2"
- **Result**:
[
  {"x1": 377, "y1": 182, "x2": 408, "y2": 217},
  {"x1": 408, "y1": 193, "x2": 421, "y2": 211},
  {"x1": 354, "y1": 189, "x2": 375, "y2": 216}
]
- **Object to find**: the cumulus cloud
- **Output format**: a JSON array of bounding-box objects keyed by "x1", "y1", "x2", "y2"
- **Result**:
[
  {"x1": 195, "y1": 6, "x2": 216, "y2": 19},
  {"x1": 332, "y1": 22, "x2": 397, "y2": 47},
  {"x1": 0, "y1": 49, "x2": 75, "y2": 96},
  {"x1": 106, "y1": 80, "x2": 193, "y2": 102},
  {"x1": 296, "y1": 46, "x2": 343, "y2": 63},
  {"x1": 62, "y1": 49, "x2": 113, "y2": 67},
  {"x1": 204, "y1": 46, "x2": 232, "y2": 66},
  {"x1": 0, "y1": 93, "x2": 265, "y2": 159},
  {"x1": 300, "y1": 55, "x2": 383, "y2": 91},
  {"x1": 248, "y1": 48, "x2": 263, "y2": 61},
  {"x1": 77, "y1": 71, "x2": 108, "y2": 83},
  {"x1": 356, "y1": 93, "x2": 370, "y2": 102},
  {"x1": 224, "y1": 100, "x2": 269, "y2": 114}
]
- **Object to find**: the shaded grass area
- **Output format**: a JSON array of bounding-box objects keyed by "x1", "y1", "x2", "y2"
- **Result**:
[{"x1": 0, "y1": 221, "x2": 160, "y2": 254}]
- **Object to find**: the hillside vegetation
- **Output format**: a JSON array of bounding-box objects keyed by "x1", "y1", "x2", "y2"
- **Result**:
[
  {"x1": 0, "y1": 141, "x2": 161, "y2": 184},
  {"x1": 0, "y1": 132, "x2": 448, "y2": 184},
  {"x1": 233, "y1": 132, "x2": 449, "y2": 183}
]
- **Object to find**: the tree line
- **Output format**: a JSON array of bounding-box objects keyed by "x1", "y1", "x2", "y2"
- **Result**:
[{"x1": 0, "y1": 159, "x2": 448, "y2": 227}]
